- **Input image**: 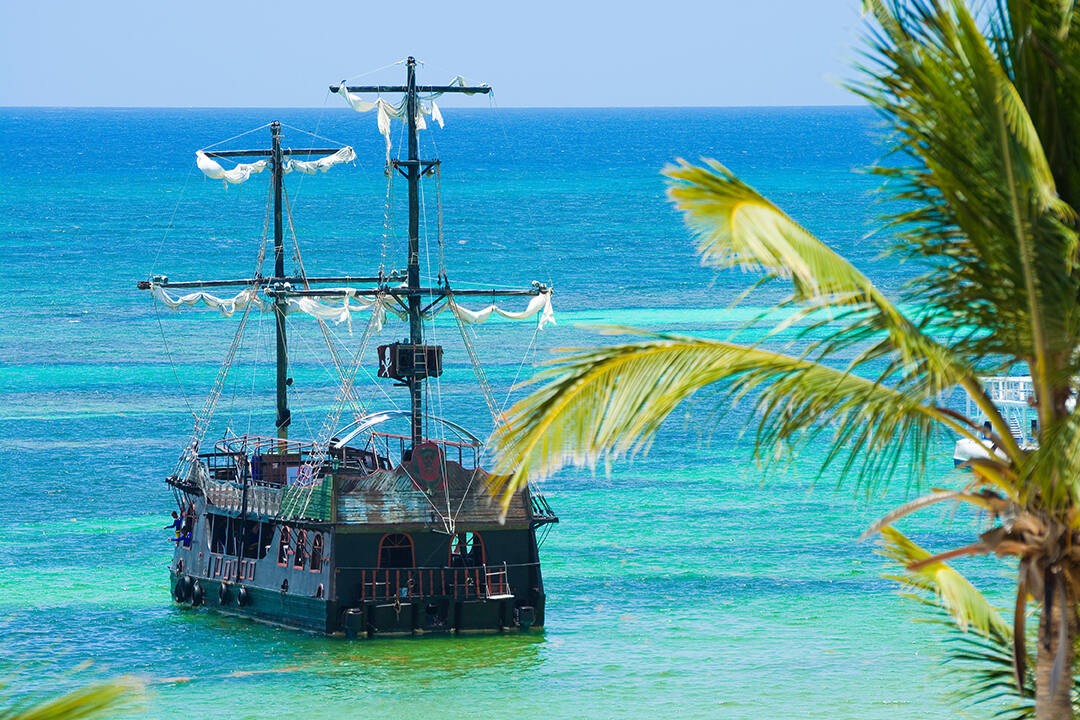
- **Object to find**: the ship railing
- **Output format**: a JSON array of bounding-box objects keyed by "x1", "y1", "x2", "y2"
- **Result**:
[
  {"x1": 214, "y1": 435, "x2": 319, "y2": 458},
  {"x1": 367, "y1": 432, "x2": 481, "y2": 470},
  {"x1": 199, "y1": 451, "x2": 244, "y2": 483},
  {"x1": 347, "y1": 562, "x2": 535, "y2": 603},
  {"x1": 199, "y1": 435, "x2": 332, "y2": 512},
  {"x1": 205, "y1": 553, "x2": 257, "y2": 584},
  {"x1": 208, "y1": 436, "x2": 328, "y2": 484},
  {"x1": 979, "y1": 376, "x2": 1036, "y2": 405},
  {"x1": 528, "y1": 483, "x2": 557, "y2": 522}
]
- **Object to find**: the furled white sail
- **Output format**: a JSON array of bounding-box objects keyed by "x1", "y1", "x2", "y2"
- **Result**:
[
  {"x1": 150, "y1": 283, "x2": 555, "y2": 330},
  {"x1": 444, "y1": 292, "x2": 555, "y2": 328},
  {"x1": 333, "y1": 77, "x2": 485, "y2": 160},
  {"x1": 196, "y1": 147, "x2": 356, "y2": 185},
  {"x1": 195, "y1": 151, "x2": 268, "y2": 185},
  {"x1": 285, "y1": 146, "x2": 357, "y2": 174},
  {"x1": 151, "y1": 284, "x2": 271, "y2": 316}
]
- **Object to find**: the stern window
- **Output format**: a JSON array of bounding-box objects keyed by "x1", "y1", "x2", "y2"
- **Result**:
[
  {"x1": 378, "y1": 533, "x2": 415, "y2": 569},
  {"x1": 293, "y1": 530, "x2": 308, "y2": 570},
  {"x1": 449, "y1": 532, "x2": 484, "y2": 567}
]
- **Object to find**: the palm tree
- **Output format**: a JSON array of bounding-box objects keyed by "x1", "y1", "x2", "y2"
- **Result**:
[{"x1": 489, "y1": 1, "x2": 1080, "y2": 718}]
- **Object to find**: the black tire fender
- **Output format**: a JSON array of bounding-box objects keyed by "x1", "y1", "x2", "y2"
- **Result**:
[{"x1": 174, "y1": 574, "x2": 192, "y2": 603}]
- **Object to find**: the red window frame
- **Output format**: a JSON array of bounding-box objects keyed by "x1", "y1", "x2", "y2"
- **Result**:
[{"x1": 448, "y1": 532, "x2": 484, "y2": 566}]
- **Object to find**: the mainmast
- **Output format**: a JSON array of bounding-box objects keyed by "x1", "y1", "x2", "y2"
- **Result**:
[
  {"x1": 405, "y1": 58, "x2": 424, "y2": 447},
  {"x1": 332, "y1": 56, "x2": 492, "y2": 450}
]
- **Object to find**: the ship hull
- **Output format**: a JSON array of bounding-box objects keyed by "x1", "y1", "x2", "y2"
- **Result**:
[
  {"x1": 166, "y1": 429, "x2": 556, "y2": 638},
  {"x1": 168, "y1": 570, "x2": 545, "y2": 637}
]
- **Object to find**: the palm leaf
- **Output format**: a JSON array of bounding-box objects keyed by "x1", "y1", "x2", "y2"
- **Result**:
[
  {"x1": 879, "y1": 527, "x2": 1039, "y2": 718},
  {"x1": 663, "y1": 159, "x2": 1022, "y2": 463},
  {"x1": 0, "y1": 677, "x2": 139, "y2": 720},
  {"x1": 880, "y1": 527, "x2": 1013, "y2": 638},
  {"x1": 490, "y1": 332, "x2": 983, "y2": 507},
  {"x1": 853, "y1": 0, "x2": 1080, "y2": 463},
  {"x1": 859, "y1": 488, "x2": 1009, "y2": 541}
]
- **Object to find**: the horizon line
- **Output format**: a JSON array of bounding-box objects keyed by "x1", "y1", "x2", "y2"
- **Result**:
[{"x1": 0, "y1": 103, "x2": 868, "y2": 111}]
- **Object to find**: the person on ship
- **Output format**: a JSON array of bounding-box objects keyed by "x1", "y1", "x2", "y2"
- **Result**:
[
  {"x1": 179, "y1": 503, "x2": 196, "y2": 548},
  {"x1": 165, "y1": 511, "x2": 182, "y2": 542}
]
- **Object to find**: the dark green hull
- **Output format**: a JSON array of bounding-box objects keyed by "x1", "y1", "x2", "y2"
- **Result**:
[
  {"x1": 167, "y1": 428, "x2": 556, "y2": 638},
  {"x1": 169, "y1": 572, "x2": 545, "y2": 637}
]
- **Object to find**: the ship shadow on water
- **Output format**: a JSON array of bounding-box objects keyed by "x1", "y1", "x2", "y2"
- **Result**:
[{"x1": 156, "y1": 604, "x2": 547, "y2": 684}]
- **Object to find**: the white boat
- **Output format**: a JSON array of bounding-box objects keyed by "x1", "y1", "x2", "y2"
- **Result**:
[{"x1": 953, "y1": 376, "x2": 1037, "y2": 466}]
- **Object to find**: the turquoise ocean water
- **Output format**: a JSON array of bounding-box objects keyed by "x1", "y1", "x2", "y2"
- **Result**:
[{"x1": 0, "y1": 106, "x2": 1009, "y2": 718}]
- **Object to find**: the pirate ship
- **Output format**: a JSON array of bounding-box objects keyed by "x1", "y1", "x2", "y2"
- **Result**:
[{"x1": 141, "y1": 58, "x2": 558, "y2": 636}]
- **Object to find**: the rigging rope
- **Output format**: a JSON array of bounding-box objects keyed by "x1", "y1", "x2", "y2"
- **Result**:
[
  {"x1": 339, "y1": 59, "x2": 407, "y2": 85},
  {"x1": 245, "y1": 288, "x2": 265, "y2": 438},
  {"x1": 381, "y1": 168, "x2": 394, "y2": 274},
  {"x1": 435, "y1": 164, "x2": 446, "y2": 283},
  {"x1": 174, "y1": 292, "x2": 256, "y2": 480},
  {"x1": 278, "y1": 122, "x2": 353, "y2": 151},
  {"x1": 200, "y1": 122, "x2": 274, "y2": 152},
  {"x1": 502, "y1": 322, "x2": 541, "y2": 415},
  {"x1": 282, "y1": 297, "x2": 384, "y2": 520},
  {"x1": 282, "y1": 182, "x2": 367, "y2": 421},
  {"x1": 172, "y1": 181, "x2": 272, "y2": 480},
  {"x1": 450, "y1": 293, "x2": 504, "y2": 428}
]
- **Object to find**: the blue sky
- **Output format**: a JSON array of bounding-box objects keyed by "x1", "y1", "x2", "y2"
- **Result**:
[{"x1": 0, "y1": 0, "x2": 865, "y2": 107}]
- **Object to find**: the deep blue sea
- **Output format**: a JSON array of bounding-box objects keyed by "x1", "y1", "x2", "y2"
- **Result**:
[{"x1": 0, "y1": 106, "x2": 1009, "y2": 718}]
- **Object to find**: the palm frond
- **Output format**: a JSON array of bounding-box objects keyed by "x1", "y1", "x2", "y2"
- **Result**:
[
  {"x1": 854, "y1": 0, "x2": 1080, "y2": 436},
  {"x1": 859, "y1": 488, "x2": 1009, "y2": 541},
  {"x1": 881, "y1": 527, "x2": 1013, "y2": 638},
  {"x1": 879, "y1": 527, "x2": 1037, "y2": 718},
  {"x1": 0, "y1": 676, "x2": 139, "y2": 720},
  {"x1": 662, "y1": 159, "x2": 1022, "y2": 463},
  {"x1": 489, "y1": 332, "x2": 979, "y2": 506}
]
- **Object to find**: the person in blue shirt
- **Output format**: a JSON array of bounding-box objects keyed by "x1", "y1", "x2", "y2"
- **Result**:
[{"x1": 165, "y1": 511, "x2": 182, "y2": 542}]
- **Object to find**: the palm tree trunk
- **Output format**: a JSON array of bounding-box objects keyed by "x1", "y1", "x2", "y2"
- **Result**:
[{"x1": 1035, "y1": 573, "x2": 1077, "y2": 720}]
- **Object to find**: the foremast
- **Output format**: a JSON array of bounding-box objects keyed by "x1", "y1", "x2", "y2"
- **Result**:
[
  {"x1": 271, "y1": 123, "x2": 290, "y2": 443},
  {"x1": 139, "y1": 126, "x2": 344, "y2": 449}
]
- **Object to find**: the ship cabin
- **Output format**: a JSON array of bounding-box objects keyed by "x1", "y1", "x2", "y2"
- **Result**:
[{"x1": 167, "y1": 413, "x2": 557, "y2": 637}]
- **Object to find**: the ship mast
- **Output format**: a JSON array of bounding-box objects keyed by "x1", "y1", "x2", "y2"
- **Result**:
[
  {"x1": 146, "y1": 127, "x2": 344, "y2": 451},
  {"x1": 405, "y1": 58, "x2": 424, "y2": 447},
  {"x1": 143, "y1": 62, "x2": 550, "y2": 459},
  {"x1": 272, "y1": 122, "x2": 290, "y2": 445},
  {"x1": 334, "y1": 56, "x2": 492, "y2": 448}
]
